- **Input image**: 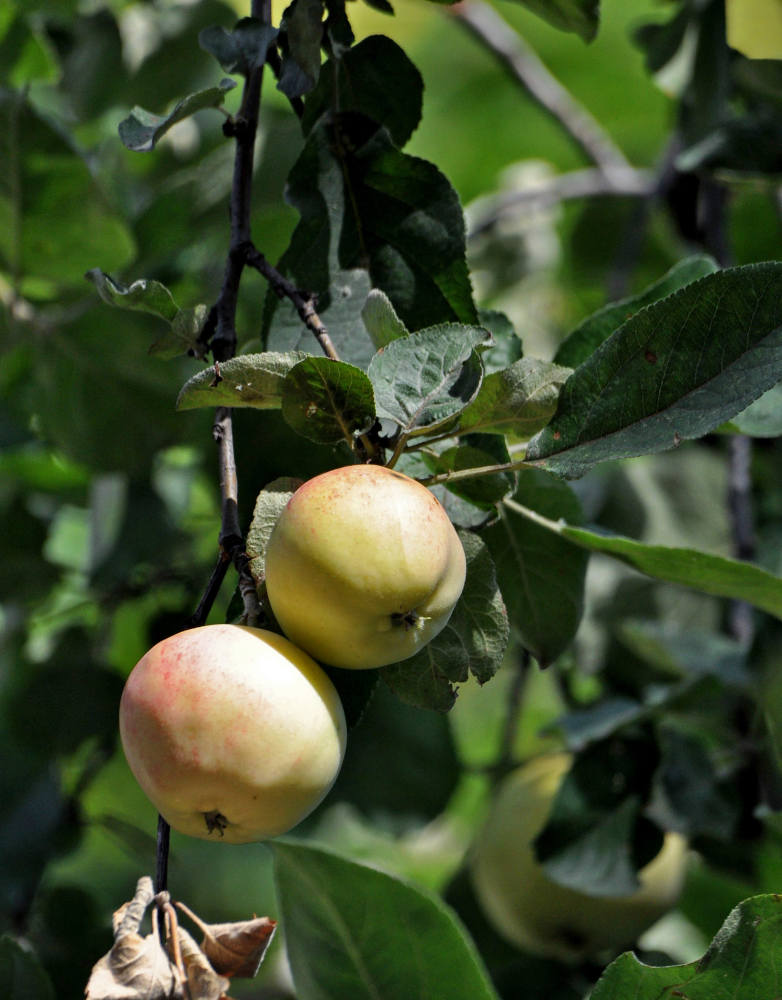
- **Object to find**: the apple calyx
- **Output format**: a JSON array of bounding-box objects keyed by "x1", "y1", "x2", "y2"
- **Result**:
[
  {"x1": 391, "y1": 610, "x2": 430, "y2": 631},
  {"x1": 204, "y1": 810, "x2": 229, "y2": 836}
]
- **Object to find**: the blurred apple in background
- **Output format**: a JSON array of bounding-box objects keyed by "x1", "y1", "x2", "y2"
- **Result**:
[{"x1": 469, "y1": 753, "x2": 689, "y2": 962}]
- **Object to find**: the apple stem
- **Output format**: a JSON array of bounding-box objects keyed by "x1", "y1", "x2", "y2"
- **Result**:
[{"x1": 155, "y1": 815, "x2": 170, "y2": 895}]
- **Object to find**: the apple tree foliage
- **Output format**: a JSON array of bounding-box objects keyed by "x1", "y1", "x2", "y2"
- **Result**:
[{"x1": 3, "y1": 0, "x2": 782, "y2": 996}]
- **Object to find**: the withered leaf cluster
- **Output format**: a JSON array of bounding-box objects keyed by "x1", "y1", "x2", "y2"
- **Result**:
[{"x1": 85, "y1": 876, "x2": 276, "y2": 1000}]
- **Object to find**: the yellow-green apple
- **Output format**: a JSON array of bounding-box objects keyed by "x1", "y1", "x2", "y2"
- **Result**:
[
  {"x1": 469, "y1": 753, "x2": 688, "y2": 962},
  {"x1": 264, "y1": 464, "x2": 466, "y2": 669},
  {"x1": 726, "y1": 0, "x2": 782, "y2": 58},
  {"x1": 119, "y1": 624, "x2": 346, "y2": 843}
]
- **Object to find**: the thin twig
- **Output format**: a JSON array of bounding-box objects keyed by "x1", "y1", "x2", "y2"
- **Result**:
[
  {"x1": 155, "y1": 816, "x2": 171, "y2": 895},
  {"x1": 243, "y1": 242, "x2": 341, "y2": 360},
  {"x1": 214, "y1": 407, "x2": 262, "y2": 624},
  {"x1": 155, "y1": 0, "x2": 272, "y2": 891},
  {"x1": 418, "y1": 456, "x2": 533, "y2": 487},
  {"x1": 210, "y1": 2, "x2": 270, "y2": 361},
  {"x1": 468, "y1": 166, "x2": 653, "y2": 239},
  {"x1": 451, "y1": 0, "x2": 631, "y2": 184},
  {"x1": 190, "y1": 552, "x2": 232, "y2": 627}
]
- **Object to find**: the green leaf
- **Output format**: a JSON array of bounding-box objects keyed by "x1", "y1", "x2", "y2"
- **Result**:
[
  {"x1": 503, "y1": 500, "x2": 782, "y2": 621},
  {"x1": 422, "y1": 434, "x2": 514, "y2": 509},
  {"x1": 0, "y1": 12, "x2": 59, "y2": 89},
  {"x1": 554, "y1": 255, "x2": 719, "y2": 368},
  {"x1": 507, "y1": 0, "x2": 600, "y2": 43},
  {"x1": 591, "y1": 895, "x2": 782, "y2": 1000},
  {"x1": 0, "y1": 91, "x2": 135, "y2": 286},
  {"x1": 281, "y1": 356, "x2": 376, "y2": 443},
  {"x1": 382, "y1": 531, "x2": 508, "y2": 711},
  {"x1": 85, "y1": 269, "x2": 179, "y2": 321},
  {"x1": 322, "y1": 0, "x2": 354, "y2": 54},
  {"x1": 330, "y1": 682, "x2": 460, "y2": 823},
  {"x1": 272, "y1": 841, "x2": 499, "y2": 1000},
  {"x1": 528, "y1": 263, "x2": 782, "y2": 478},
  {"x1": 245, "y1": 477, "x2": 301, "y2": 586},
  {"x1": 150, "y1": 304, "x2": 210, "y2": 360},
  {"x1": 361, "y1": 288, "x2": 409, "y2": 348},
  {"x1": 117, "y1": 78, "x2": 237, "y2": 152},
  {"x1": 264, "y1": 113, "x2": 477, "y2": 365},
  {"x1": 549, "y1": 697, "x2": 647, "y2": 752},
  {"x1": 616, "y1": 620, "x2": 750, "y2": 687},
  {"x1": 87, "y1": 271, "x2": 210, "y2": 359},
  {"x1": 176, "y1": 352, "x2": 306, "y2": 410},
  {"x1": 0, "y1": 936, "x2": 55, "y2": 1000},
  {"x1": 483, "y1": 471, "x2": 588, "y2": 666},
  {"x1": 535, "y1": 735, "x2": 662, "y2": 897},
  {"x1": 198, "y1": 18, "x2": 278, "y2": 76},
  {"x1": 368, "y1": 324, "x2": 487, "y2": 435},
  {"x1": 30, "y1": 309, "x2": 192, "y2": 474},
  {"x1": 478, "y1": 309, "x2": 522, "y2": 375},
  {"x1": 396, "y1": 451, "x2": 492, "y2": 530},
  {"x1": 650, "y1": 728, "x2": 739, "y2": 841},
  {"x1": 277, "y1": 0, "x2": 324, "y2": 99},
  {"x1": 720, "y1": 381, "x2": 782, "y2": 437},
  {"x1": 633, "y1": 5, "x2": 691, "y2": 76},
  {"x1": 302, "y1": 35, "x2": 424, "y2": 148},
  {"x1": 459, "y1": 358, "x2": 571, "y2": 443}
]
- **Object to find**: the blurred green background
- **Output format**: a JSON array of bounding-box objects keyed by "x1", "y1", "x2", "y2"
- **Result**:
[{"x1": 3, "y1": 0, "x2": 782, "y2": 996}]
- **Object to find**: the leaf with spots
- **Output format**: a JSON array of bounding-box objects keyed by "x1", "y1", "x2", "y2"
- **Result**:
[
  {"x1": 281, "y1": 356, "x2": 376, "y2": 444},
  {"x1": 526, "y1": 262, "x2": 782, "y2": 478},
  {"x1": 553, "y1": 255, "x2": 718, "y2": 369},
  {"x1": 176, "y1": 353, "x2": 306, "y2": 410}
]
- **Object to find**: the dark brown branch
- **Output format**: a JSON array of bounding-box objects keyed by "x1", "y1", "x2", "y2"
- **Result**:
[
  {"x1": 190, "y1": 552, "x2": 232, "y2": 627},
  {"x1": 243, "y1": 242, "x2": 341, "y2": 360},
  {"x1": 210, "y1": 7, "x2": 270, "y2": 361},
  {"x1": 451, "y1": 0, "x2": 631, "y2": 183},
  {"x1": 157, "y1": 0, "x2": 274, "y2": 894},
  {"x1": 214, "y1": 406, "x2": 262, "y2": 624}
]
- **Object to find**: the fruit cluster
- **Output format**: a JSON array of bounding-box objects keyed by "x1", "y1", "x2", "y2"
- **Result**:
[{"x1": 119, "y1": 465, "x2": 466, "y2": 843}]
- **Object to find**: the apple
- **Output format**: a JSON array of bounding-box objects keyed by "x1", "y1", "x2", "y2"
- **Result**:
[
  {"x1": 119, "y1": 624, "x2": 347, "y2": 843},
  {"x1": 264, "y1": 465, "x2": 466, "y2": 670},
  {"x1": 726, "y1": 0, "x2": 782, "y2": 58},
  {"x1": 469, "y1": 753, "x2": 688, "y2": 962}
]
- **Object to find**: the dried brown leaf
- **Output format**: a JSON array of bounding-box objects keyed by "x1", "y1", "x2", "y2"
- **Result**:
[
  {"x1": 176, "y1": 902, "x2": 277, "y2": 978},
  {"x1": 173, "y1": 926, "x2": 231, "y2": 1000},
  {"x1": 85, "y1": 878, "x2": 183, "y2": 1000}
]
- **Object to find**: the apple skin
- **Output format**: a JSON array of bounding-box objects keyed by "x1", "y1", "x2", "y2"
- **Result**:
[
  {"x1": 726, "y1": 0, "x2": 782, "y2": 59},
  {"x1": 119, "y1": 624, "x2": 347, "y2": 844},
  {"x1": 264, "y1": 465, "x2": 467, "y2": 670},
  {"x1": 469, "y1": 753, "x2": 688, "y2": 962}
]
